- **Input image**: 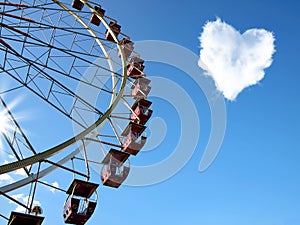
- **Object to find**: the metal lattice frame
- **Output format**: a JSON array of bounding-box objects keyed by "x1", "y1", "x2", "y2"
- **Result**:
[
  {"x1": 0, "y1": 0, "x2": 128, "y2": 189},
  {"x1": 0, "y1": 3, "x2": 152, "y2": 223}
]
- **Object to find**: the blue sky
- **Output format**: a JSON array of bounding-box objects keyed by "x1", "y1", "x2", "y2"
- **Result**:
[
  {"x1": 1, "y1": 0, "x2": 300, "y2": 225},
  {"x1": 97, "y1": 2, "x2": 300, "y2": 224}
]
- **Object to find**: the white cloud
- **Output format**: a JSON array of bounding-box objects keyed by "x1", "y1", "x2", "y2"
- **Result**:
[
  {"x1": 50, "y1": 181, "x2": 59, "y2": 193},
  {"x1": 10, "y1": 194, "x2": 28, "y2": 213},
  {"x1": 198, "y1": 18, "x2": 275, "y2": 100},
  {"x1": 11, "y1": 193, "x2": 24, "y2": 201},
  {"x1": 14, "y1": 205, "x2": 26, "y2": 213},
  {"x1": 9, "y1": 193, "x2": 41, "y2": 213},
  {"x1": 10, "y1": 193, "x2": 25, "y2": 201},
  {"x1": 14, "y1": 166, "x2": 31, "y2": 176},
  {"x1": 0, "y1": 173, "x2": 14, "y2": 184},
  {"x1": 22, "y1": 196, "x2": 41, "y2": 207},
  {"x1": 15, "y1": 168, "x2": 27, "y2": 176}
]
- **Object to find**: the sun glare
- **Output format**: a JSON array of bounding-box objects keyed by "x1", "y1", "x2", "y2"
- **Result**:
[
  {"x1": 0, "y1": 96, "x2": 23, "y2": 153},
  {"x1": 0, "y1": 109, "x2": 11, "y2": 152},
  {"x1": 0, "y1": 110, "x2": 10, "y2": 134}
]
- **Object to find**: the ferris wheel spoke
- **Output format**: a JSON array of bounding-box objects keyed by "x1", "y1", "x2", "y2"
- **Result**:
[
  {"x1": 1, "y1": 34, "x2": 118, "y2": 80},
  {"x1": 1, "y1": 41, "x2": 115, "y2": 95},
  {"x1": 1, "y1": 3, "x2": 119, "y2": 73},
  {"x1": 1, "y1": 41, "x2": 114, "y2": 126},
  {"x1": 1, "y1": 64, "x2": 97, "y2": 129}
]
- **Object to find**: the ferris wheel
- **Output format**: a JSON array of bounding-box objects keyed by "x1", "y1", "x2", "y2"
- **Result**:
[{"x1": 0, "y1": 0, "x2": 153, "y2": 224}]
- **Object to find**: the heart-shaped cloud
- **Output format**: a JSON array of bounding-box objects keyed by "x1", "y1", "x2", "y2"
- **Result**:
[{"x1": 198, "y1": 18, "x2": 275, "y2": 100}]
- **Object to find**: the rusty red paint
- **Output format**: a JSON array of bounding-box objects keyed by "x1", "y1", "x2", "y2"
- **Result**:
[
  {"x1": 0, "y1": 2, "x2": 28, "y2": 7},
  {"x1": 0, "y1": 12, "x2": 35, "y2": 23},
  {"x1": 0, "y1": 22, "x2": 30, "y2": 37},
  {"x1": 0, "y1": 38, "x2": 12, "y2": 50}
]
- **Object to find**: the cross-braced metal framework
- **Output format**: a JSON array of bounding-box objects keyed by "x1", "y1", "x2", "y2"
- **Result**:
[{"x1": 0, "y1": 0, "x2": 153, "y2": 223}]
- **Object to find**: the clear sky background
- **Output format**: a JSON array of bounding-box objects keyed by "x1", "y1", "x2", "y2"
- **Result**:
[{"x1": 1, "y1": 0, "x2": 300, "y2": 225}]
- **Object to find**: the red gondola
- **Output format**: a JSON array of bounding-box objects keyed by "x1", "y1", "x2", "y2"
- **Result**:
[
  {"x1": 131, "y1": 99, "x2": 153, "y2": 125},
  {"x1": 105, "y1": 22, "x2": 121, "y2": 42},
  {"x1": 71, "y1": 0, "x2": 84, "y2": 10},
  {"x1": 131, "y1": 77, "x2": 151, "y2": 99},
  {"x1": 118, "y1": 37, "x2": 134, "y2": 59},
  {"x1": 101, "y1": 149, "x2": 130, "y2": 188},
  {"x1": 121, "y1": 122, "x2": 146, "y2": 155},
  {"x1": 127, "y1": 56, "x2": 145, "y2": 78},
  {"x1": 7, "y1": 211, "x2": 44, "y2": 225},
  {"x1": 90, "y1": 5, "x2": 105, "y2": 26},
  {"x1": 63, "y1": 179, "x2": 98, "y2": 225}
]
